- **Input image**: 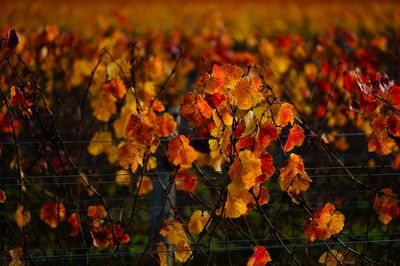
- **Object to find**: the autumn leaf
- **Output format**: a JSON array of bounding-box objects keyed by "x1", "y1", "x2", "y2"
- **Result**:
[
  {"x1": 247, "y1": 246, "x2": 272, "y2": 266},
  {"x1": 137, "y1": 176, "x2": 153, "y2": 196},
  {"x1": 117, "y1": 142, "x2": 145, "y2": 173},
  {"x1": 92, "y1": 93, "x2": 116, "y2": 122},
  {"x1": 199, "y1": 64, "x2": 243, "y2": 94},
  {"x1": 101, "y1": 77, "x2": 126, "y2": 100},
  {"x1": 386, "y1": 114, "x2": 400, "y2": 138},
  {"x1": 68, "y1": 213, "x2": 80, "y2": 236},
  {"x1": 88, "y1": 205, "x2": 107, "y2": 228},
  {"x1": 275, "y1": 103, "x2": 294, "y2": 127},
  {"x1": 188, "y1": 210, "x2": 211, "y2": 234},
  {"x1": 0, "y1": 189, "x2": 6, "y2": 203},
  {"x1": 373, "y1": 188, "x2": 400, "y2": 224},
  {"x1": 367, "y1": 130, "x2": 396, "y2": 156},
  {"x1": 156, "y1": 242, "x2": 168, "y2": 266},
  {"x1": 15, "y1": 205, "x2": 31, "y2": 228},
  {"x1": 232, "y1": 77, "x2": 263, "y2": 110},
  {"x1": 8, "y1": 247, "x2": 23, "y2": 266},
  {"x1": 40, "y1": 202, "x2": 67, "y2": 228},
  {"x1": 155, "y1": 113, "x2": 177, "y2": 137},
  {"x1": 91, "y1": 225, "x2": 113, "y2": 248},
  {"x1": 180, "y1": 92, "x2": 212, "y2": 127},
  {"x1": 167, "y1": 135, "x2": 198, "y2": 166},
  {"x1": 160, "y1": 219, "x2": 189, "y2": 245},
  {"x1": 115, "y1": 169, "x2": 131, "y2": 186},
  {"x1": 370, "y1": 115, "x2": 387, "y2": 131},
  {"x1": 279, "y1": 153, "x2": 311, "y2": 199},
  {"x1": 9, "y1": 86, "x2": 32, "y2": 116},
  {"x1": 223, "y1": 184, "x2": 253, "y2": 218},
  {"x1": 283, "y1": 124, "x2": 305, "y2": 152},
  {"x1": 174, "y1": 239, "x2": 192, "y2": 263},
  {"x1": 256, "y1": 123, "x2": 279, "y2": 148},
  {"x1": 318, "y1": 250, "x2": 344, "y2": 266},
  {"x1": 212, "y1": 100, "x2": 233, "y2": 126},
  {"x1": 113, "y1": 94, "x2": 137, "y2": 138},
  {"x1": 390, "y1": 85, "x2": 400, "y2": 106},
  {"x1": 260, "y1": 152, "x2": 275, "y2": 180},
  {"x1": 175, "y1": 169, "x2": 198, "y2": 192},
  {"x1": 87, "y1": 131, "x2": 113, "y2": 156},
  {"x1": 229, "y1": 150, "x2": 262, "y2": 189},
  {"x1": 125, "y1": 112, "x2": 155, "y2": 145},
  {"x1": 303, "y1": 203, "x2": 345, "y2": 242},
  {"x1": 88, "y1": 205, "x2": 107, "y2": 219}
]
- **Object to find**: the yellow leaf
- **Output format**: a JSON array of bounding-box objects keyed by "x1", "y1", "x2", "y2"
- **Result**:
[
  {"x1": 279, "y1": 154, "x2": 311, "y2": 199},
  {"x1": 15, "y1": 205, "x2": 31, "y2": 228},
  {"x1": 229, "y1": 150, "x2": 262, "y2": 190},
  {"x1": 188, "y1": 210, "x2": 211, "y2": 234},
  {"x1": 318, "y1": 250, "x2": 344, "y2": 266},
  {"x1": 156, "y1": 242, "x2": 168, "y2": 266},
  {"x1": 232, "y1": 77, "x2": 263, "y2": 110},
  {"x1": 174, "y1": 240, "x2": 192, "y2": 263}
]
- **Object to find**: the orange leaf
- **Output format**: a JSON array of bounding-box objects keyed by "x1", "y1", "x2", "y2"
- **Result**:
[
  {"x1": 318, "y1": 250, "x2": 344, "y2": 266},
  {"x1": 174, "y1": 239, "x2": 192, "y2": 263},
  {"x1": 260, "y1": 152, "x2": 275, "y2": 180},
  {"x1": 91, "y1": 225, "x2": 113, "y2": 248},
  {"x1": 257, "y1": 123, "x2": 278, "y2": 148},
  {"x1": 92, "y1": 93, "x2": 116, "y2": 122},
  {"x1": 167, "y1": 135, "x2": 198, "y2": 166},
  {"x1": 9, "y1": 86, "x2": 32, "y2": 116},
  {"x1": 199, "y1": 64, "x2": 243, "y2": 94},
  {"x1": 276, "y1": 103, "x2": 294, "y2": 127},
  {"x1": 159, "y1": 219, "x2": 189, "y2": 245},
  {"x1": 247, "y1": 246, "x2": 272, "y2": 266},
  {"x1": 101, "y1": 77, "x2": 126, "y2": 100},
  {"x1": 303, "y1": 203, "x2": 345, "y2": 242},
  {"x1": 87, "y1": 205, "x2": 107, "y2": 219},
  {"x1": 232, "y1": 77, "x2": 263, "y2": 110},
  {"x1": 283, "y1": 124, "x2": 305, "y2": 152},
  {"x1": 68, "y1": 213, "x2": 80, "y2": 237},
  {"x1": 188, "y1": 210, "x2": 211, "y2": 234},
  {"x1": 224, "y1": 184, "x2": 253, "y2": 218},
  {"x1": 15, "y1": 205, "x2": 31, "y2": 228},
  {"x1": 180, "y1": 92, "x2": 212, "y2": 127},
  {"x1": 155, "y1": 113, "x2": 177, "y2": 137},
  {"x1": 175, "y1": 169, "x2": 198, "y2": 192},
  {"x1": 156, "y1": 242, "x2": 168, "y2": 266},
  {"x1": 40, "y1": 202, "x2": 67, "y2": 228},
  {"x1": 279, "y1": 154, "x2": 311, "y2": 199},
  {"x1": 371, "y1": 115, "x2": 387, "y2": 131},
  {"x1": 125, "y1": 112, "x2": 155, "y2": 145},
  {"x1": 229, "y1": 150, "x2": 262, "y2": 189},
  {"x1": 117, "y1": 142, "x2": 145, "y2": 172},
  {"x1": 368, "y1": 130, "x2": 396, "y2": 156},
  {"x1": 0, "y1": 189, "x2": 6, "y2": 203},
  {"x1": 373, "y1": 188, "x2": 400, "y2": 224},
  {"x1": 387, "y1": 114, "x2": 400, "y2": 137},
  {"x1": 390, "y1": 85, "x2": 400, "y2": 106},
  {"x1": 137, "y1": 176, "x2": 153, "y2": 196}
]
